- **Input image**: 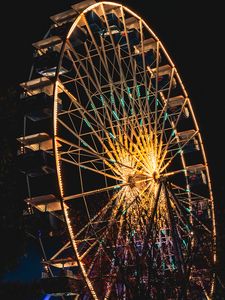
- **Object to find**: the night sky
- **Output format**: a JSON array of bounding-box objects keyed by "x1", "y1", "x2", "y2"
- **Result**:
[{"x1": 0, "y1": 0, "x2": 224, "y2": 293}]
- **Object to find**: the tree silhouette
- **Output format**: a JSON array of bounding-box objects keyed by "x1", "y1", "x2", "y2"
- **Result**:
[
  {"x1": 0, "y1": 86, "x2": 26, "y2": 277},
  {"x1": 0, "y1": 280, "x2": 43, "y2": 300}
]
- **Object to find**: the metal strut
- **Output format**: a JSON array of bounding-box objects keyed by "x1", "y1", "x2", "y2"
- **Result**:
[
  {"x1": 141, "y1": 181, "x2": 163, "y2": 259},
  {"x1": 164, "y1": 183, "x2": 187, "y2": 300}
]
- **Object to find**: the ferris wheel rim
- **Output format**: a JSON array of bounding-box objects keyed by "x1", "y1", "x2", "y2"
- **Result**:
[{"x1": 47, "y1": 1, "x2": 217, "y2": 298}]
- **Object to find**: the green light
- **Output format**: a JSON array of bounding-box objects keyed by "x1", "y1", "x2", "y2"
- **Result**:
[
  {"x1": 161, "y1": 229, "x2": 166, "y2": 235},
  {"x1": 120, "y1": 97, "x2": 125, "y2": 107},
  {"x1": 100, "y1": 95, "x2": 104, "y2": 106},
  {"x1": 127, "y1": 87, "x2": 132, "y2": 98},
  {"x1": 84, "y1": 118, "x2": 91, "y2": 128},
  {"x1": 81, "y1": 140, "x2": 88, "y2": 147},
  {"x1": 182, "y1": 239, "x2": 187, "y2": 247},
  {"x1": 170, "y1": 257, "x2": 176, "y2": 270},
  {"x1": 185, "y1": 224, "x2": 190, "y2": 232},
  {"x1": 112, "y1": 111, "x2": 119, "y2": 120},
  {"x1": 147, "y1": 90, "x2": 150, "y2": 101},
  {"x1": 91, "y1": 102, "x2": 96, "y2": 111},
  {"x1": 113, "y1": 185, "x2": 121, "y2": 189},
  {"x1": 109, "y1": 132, "x2": 115, "y2": 139},
  {"x1": 110, "y1": 93, "x2": 115, "y2": 104},
  {"x1": 122, "y1": 209, "x2": 127, "y2": 215},
  {"x1": 136, "y1": 85, "x2": 140, "y2": 97}
]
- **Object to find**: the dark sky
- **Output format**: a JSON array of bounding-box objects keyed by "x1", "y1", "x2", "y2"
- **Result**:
[{"x1": 1, "y1": 0, "x2": 224, "y2": 284}]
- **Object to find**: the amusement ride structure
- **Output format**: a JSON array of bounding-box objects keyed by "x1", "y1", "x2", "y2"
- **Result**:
[{"x1": 17, "y1": 1, "x2": 216, "y2": 299}]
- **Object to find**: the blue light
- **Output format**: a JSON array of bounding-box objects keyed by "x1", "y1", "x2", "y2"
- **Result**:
[{"x1": 43, "y1": 295, "x2": 51, "y2": 300}]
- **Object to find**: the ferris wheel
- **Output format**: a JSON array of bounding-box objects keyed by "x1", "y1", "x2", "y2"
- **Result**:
[{"x1": 17, "y1": 1, "x2": 217, "y2": 299}]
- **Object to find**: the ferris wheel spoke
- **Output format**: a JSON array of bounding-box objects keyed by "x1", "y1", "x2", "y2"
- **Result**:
[
  {"x1": 99, "y1": 47, "x2": 131, "y2": 150},
  {"x1": 167, "y1": 197, "x2": 193, "y2": 237},
  {"x1": 60, "y1": 155, "x2": 121, "y2": 181},
  {"x1": 156, "y1": 68, "x2": 175, "y2": 148},
  {"x1": 140, "y1": 181, "x2": 163, "y2": 258},
  {"x1": 124, "y1": 180, "x2": 155, "y2": 220},
  {"x1": 96, "y1": 52, "x2": 147, "y2": 159},
  {"x1": 161, "y1": 168, "x2": 186, "y2": 178},
  {"x1": 58, "y1": 138, "x2": 122, "y2": 177},
  {"x1": 133, "y1": 21, "x2": 150, "y2": 130},
  {"x1": 57, "y1": 136, "x2": 142, "y2": 177},
  {"x1": 58, "y1": 116, "x2": 110, "y2": 158},
  {"x1": 49, "y1": 241, "x2": 71, "y2": 261},
  {"x1": 76, "y1": 226, "x2": 115, "y2": 267},
  {"x1": 63, "y1": 45, "x2": 103, "y2": 98},
  {"x1": 57, "y1": 99, "x2": 122, "y2": 165},
  {"x1": 164, "y1": 185, "x2": 187, "y2": 277},
  {"x1": 79, "y1": 229, "x2": 109, "y2": 261},
  {"x1": 100, "y1": 4, "x2": 134, "y2": 83},
  {"x1": 157, "y1": 95, "x2": 189, "y2": 166},
  {"x1": 171, "y1": 96, "x2": 189, "y2": 124},
  {"x1": 100, "y1": 4, "x2": 148, "y2": 139},
  {"x1": 65, "y1": 44, "x2": 122, "y2": 150},
  {"x1": 156, "y1": 67, "x2": 175, "y2": 122},
  {"x1": 153, "y1": 41, "x2": 160, "y2": 136},
  {"x1": 82, "y1": 42, "x2": 129, "y2": 158},
  {"x1": 120, "y1": 65, "x2": 153, "y2": 154},
  {"x1": 82, "y1": 10, "x2": 153, "y2": 165},
  {"x1": 80, "y1": 203, "x2": 125, "y2": 275},
  {"x1": 139, "y1": 20, "x2": 155, "y2": 134},
  {"x1": 60, "y1": 75, "x2": 150, "y2": 173},
  {"x1": 63, "y1": 183, "x2": 127, "y2": 202},
  {"x1": 66, "y1": 41, "x2": 119, "y2": 139},
  {"x1": 105, "y1": 217, "x2": 136, "y2": 299},
  {"x1": 159, "y1": 130, "x2": 199, "y2": 173},
  {"x1": 168, "y1": 184, "x2": 212, "y2": 234},
  {"x1": 74, "y1": 188, "x2": 124, "y2": 241},
  {"x1": 138, "y1": 184, "x2": 156, "y2": 217},
  {"x1": 82, "y1": 14, "x2": 124, "y2": 103},
  {"x1": 57, "y1": 106, "x2": 123, "y2": 169},
  {"x1": 179, "y1": 201, "x2": 212, "y2": 234}
]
